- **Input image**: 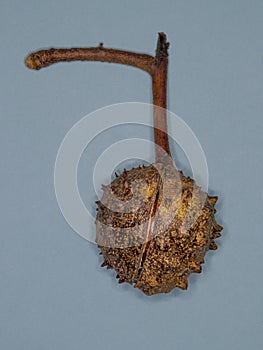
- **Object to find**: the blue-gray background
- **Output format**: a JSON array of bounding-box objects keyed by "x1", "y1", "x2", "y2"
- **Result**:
[{"x1": 1, "y1": 0, "x2": 262, "y2": 349}]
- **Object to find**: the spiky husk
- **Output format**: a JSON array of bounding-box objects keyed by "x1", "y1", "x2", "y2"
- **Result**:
[{"x1": 95, "y1": 162, "x2": 222, "y2": 296}]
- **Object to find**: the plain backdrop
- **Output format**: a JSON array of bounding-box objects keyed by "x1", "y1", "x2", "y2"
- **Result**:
[{"x1": 1, "y1": 0, "x2": 263, "y2": 349}]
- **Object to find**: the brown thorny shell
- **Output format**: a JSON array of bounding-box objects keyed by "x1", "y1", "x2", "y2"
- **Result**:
[{"x1": 95, "y1": 161, "x2": 222, "y2": 296}]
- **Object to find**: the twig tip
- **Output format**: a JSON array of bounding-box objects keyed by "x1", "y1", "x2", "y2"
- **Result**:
[
  {"x1": 25, "y1": 53, "x2": 41, "y2": 70},
  {"x1": 156, "y1": 32, "x2": 169, "y2": 59}
]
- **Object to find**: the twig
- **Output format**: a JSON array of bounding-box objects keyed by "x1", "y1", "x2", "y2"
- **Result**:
[{"x1": 25, "y1": 33, "x2": 171, "y2": 161}]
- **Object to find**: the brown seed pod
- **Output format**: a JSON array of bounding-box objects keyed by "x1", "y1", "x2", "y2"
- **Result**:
[
  {"x1": 25, "y1": 32, "x2": 222, "y2": 296},
  {"x1": 96, "y1": 161, "x2": 222, "y2": 295}
]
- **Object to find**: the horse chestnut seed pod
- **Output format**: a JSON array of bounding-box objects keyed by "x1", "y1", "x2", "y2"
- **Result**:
[{"x1": 26, "y1": 33, "x2": 222, "y2": 295}]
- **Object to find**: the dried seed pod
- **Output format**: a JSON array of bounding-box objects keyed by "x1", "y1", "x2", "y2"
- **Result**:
[
  {"x1": 96, "y1": 161, "x2": 222, "y2": 295},
  {"x1": 25, "y1": 32, "x2": 222, "y2": 296}
]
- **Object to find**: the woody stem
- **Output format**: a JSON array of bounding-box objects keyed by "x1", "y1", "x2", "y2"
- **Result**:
[
  {"x1": 152, "y1": 32, "x2": 170, "y2": 162},
  {"x1": 25, "y1": 33, "x2": 171, "y2": 162}
]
